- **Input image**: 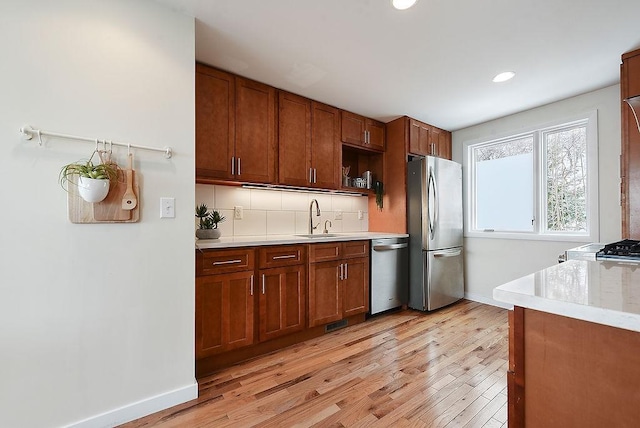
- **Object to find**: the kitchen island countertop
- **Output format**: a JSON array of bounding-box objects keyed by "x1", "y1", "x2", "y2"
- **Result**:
[
  {"x1": 493, "y1": 259, "x2": 640, "y2": 333},
  {"x1": 195, "y1": 232, "x2": 409, "y2": 250}
]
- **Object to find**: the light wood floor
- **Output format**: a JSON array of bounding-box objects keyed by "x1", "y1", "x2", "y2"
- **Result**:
[{"x1": 122, "y1": 300, "x2": 508, "y2": 428}]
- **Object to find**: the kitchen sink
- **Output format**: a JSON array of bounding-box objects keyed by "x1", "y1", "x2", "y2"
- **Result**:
[{"x1": 294, "y1": 234, "x2": 339, "y2": 238}]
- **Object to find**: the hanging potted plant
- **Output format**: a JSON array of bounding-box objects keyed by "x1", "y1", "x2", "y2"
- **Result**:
[
  {"x1": 59, "y1": 160, "x2": 119, "y2": 203},
  {"x1": 195, "y1": 203, "x2": 226, "y2": 239}
]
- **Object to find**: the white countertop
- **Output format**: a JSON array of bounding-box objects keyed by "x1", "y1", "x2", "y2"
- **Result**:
[
  {"x1": 494, "y1": 260, "x2": 640, "y2": 332},
  {"x1": 195, "y1": 232, "x2": 409, "y2": 250}
]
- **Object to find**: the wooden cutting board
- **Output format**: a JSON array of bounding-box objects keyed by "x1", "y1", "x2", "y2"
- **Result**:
[{"x1": 68, "y1": 170, "x2": 139, "y2": 223}]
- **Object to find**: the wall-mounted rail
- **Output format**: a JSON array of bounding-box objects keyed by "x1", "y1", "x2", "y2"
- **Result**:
[{"x1": 19, "y1": 124, "x2": 173, "y2": 158}]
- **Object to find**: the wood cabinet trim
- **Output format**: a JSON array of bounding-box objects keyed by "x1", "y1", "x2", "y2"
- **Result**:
[
  {"x1": 258, "y1": 244, "x2": 306, "y2": 269},
  {"x1": 197, "y1": 248, "x2": 255, "y2": 276}
]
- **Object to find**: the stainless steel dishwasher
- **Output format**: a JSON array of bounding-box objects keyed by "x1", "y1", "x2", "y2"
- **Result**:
[{"x1": 370, "y1": 237, "x2": 409, "y2": 314}]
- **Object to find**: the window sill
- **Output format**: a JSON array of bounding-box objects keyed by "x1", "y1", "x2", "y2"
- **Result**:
[{"x1": 464, "y1": 231, "x2": 598, "y2": 243}]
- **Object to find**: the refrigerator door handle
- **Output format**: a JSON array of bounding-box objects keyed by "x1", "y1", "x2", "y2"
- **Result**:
[
  {"x1": 433, "y1": 249, "x2": 462, "y2": 258},
  {"x1": 373, "y1": 243, "x2": 408, "y2": 251},
  {"x1": 428, "y1": 167, "x2": 436, "y2": 240}
]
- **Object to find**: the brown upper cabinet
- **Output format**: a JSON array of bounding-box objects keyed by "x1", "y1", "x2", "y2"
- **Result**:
[
  {"x1": 278, "y1": 92, "x2": 340, "y2": 189},
  {"x1": 196, "y1": 65, "x2": 235, "y2": 180},
  {"x1": 196, "y1": 63, "x2": 277, "y2": 184},
  {"x1": 409, "y1": 119, "x2": 430, "y2": 156},
  {"x1": 621, "y1": 48, "x2": 640, "y2": 239},
  {"x1": 408, "y1": 118, "x2": 452, "y2": 160},
  {"x1": 341, "y1": 110, "x2": 385, "y2": 152}
]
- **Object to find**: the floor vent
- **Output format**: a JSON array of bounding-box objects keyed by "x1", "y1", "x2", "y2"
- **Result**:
[{"x1": 325, "y1": 319, "x2": 348, "y2": 333}]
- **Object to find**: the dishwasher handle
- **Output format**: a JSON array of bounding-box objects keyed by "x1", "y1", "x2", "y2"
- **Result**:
[{"x1": 373, "y1": 243, "x2": 408, "y2": 251}]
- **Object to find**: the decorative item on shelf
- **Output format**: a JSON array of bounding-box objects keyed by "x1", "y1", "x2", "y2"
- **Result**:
[
  {"x1": 362, "y1": 171, "x2": 373, "y2": 189},
  {"x1": 342, "y1": 165, "x2": 351, "y2": 187},
  {"x1": 195, "y1": 203, "x2": 226, "y2": 239},
  {"x1": 374, "y1": 180, "x2": 384, "y2": 211},
  {"x1": 59, "y1": 147, "x2": 119, "y2": 203}
]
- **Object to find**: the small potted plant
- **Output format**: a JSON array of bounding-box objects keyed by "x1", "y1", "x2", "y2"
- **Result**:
[
  {"x1": 195, "y1": 203, "x2": 226, "y2": 239},
  {"x1": 59, "y1": 160, "x2": 119, "y2": 203}
]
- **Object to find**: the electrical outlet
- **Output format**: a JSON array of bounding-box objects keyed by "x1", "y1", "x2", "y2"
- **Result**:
[
  {"x1": 234, "y1": 205, "x2": 244, "y2": 220},
  {"x1": 358, "y1": 210, "x2": 364, "y2": 220},
  {"x1": 160, "y1": 197, "x2": 175, "y2": 218},
  {"x1": 334, "y1": 209, "x2": 343, "y2": 220}
]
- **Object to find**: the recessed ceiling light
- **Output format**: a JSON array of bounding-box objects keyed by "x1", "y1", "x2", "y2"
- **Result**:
[
  {"x1": 392, "y1": 0, "x2": 418, "y2": 10},
  {"x1": 493, "y1": 71, "x2": 516, "y2": 83}
]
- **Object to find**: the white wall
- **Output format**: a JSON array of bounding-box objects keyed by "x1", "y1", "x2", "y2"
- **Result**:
[
  {"x1": 0, "y1": 1, "x2": 196, "y2": 427},
  {"x1": 453, "y1": 85, "x2": 622, "y2": 306},
  {"x1": 196, "y1": 184, "x2": 369, "y2": 236}
]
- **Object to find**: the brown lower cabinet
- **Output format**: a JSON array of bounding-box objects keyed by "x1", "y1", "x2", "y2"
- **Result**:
[
  {"x1": 308, "y1": 241, "x2": 370, "y2": 327},
  {"x1": 196, "y1": 242, "x2": 368, "y2": 377},
  {"x1": 508, "y1": 307, "x2": 640, "y2": 427},
  {"x1": 195, "y1": 269, "x2": 255, "y2": 359},
  {"x1": 258, "y1": 264, "x2": 306, "y2": 342}
]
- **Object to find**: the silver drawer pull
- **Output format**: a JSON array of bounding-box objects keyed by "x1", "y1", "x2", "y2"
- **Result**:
[
  {"x1": 212, "y1": 259, "x2": 242, "y2": 265},
  {"x1": 273, "y1": 254, "x2": 297, "y2": 260}
]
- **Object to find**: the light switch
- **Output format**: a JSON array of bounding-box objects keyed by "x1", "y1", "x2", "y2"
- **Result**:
[
  {"x1": 358, "y1": 210, "x2": 364, "y2": 220},
  {"x1": 335, "y1": 209, "x2": 343, "y2": 220},
  {"x1": 160, "y1": 197, "x2": 175, "y2": 218}
]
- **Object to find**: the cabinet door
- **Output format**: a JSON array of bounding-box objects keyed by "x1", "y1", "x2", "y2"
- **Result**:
[
  {"x1": 438, "y1": 129, "x2": 452, "y2": 160},
  {"x1": 195, "y1": 271, "x2": 254, "y2": 358},
  {"x1": 195, "y1": 65, "x2": 235, "y2": 180},
  {"x1": 311, "y1": 102, "x2": 340, "y2": 189},
  {"x1": 366, "y1": 119, "x2": 386, "y2": 152},
  {"x1": 308, "y1": 260, "x2": 343, "y2": 327},
  {"x1": 259, "y1": 265, "x2": 306, "y2": 342},
  {"x1": 235, "y1": 77, "x2": 277, "y2": 183},
  {"x1": 342, "y1": 257, "x2": 370, "y2": 317},
  {"x1": 409, "y1": 119, "x2": 431, "y2": 156},
  {"x1": 430, "y1": 126, "x2": 451, "y2": 159},
  {"x1": 278, "y1": 91, "x2": 311, "y2": 187},
  {"x1": 341, "y1": 110, "x2": 365, "y2": 146}
]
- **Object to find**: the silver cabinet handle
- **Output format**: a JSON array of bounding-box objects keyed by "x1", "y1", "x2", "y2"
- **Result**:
[
  {"x1": 237, "y1": 157, "x2": 241, "y2": 176},
  {"x1": 231, "y1": 156, "x2": 235, "y2": 175},
  {"x1": 273, "y1": 254, "x2": 297, "y2": 260},
  {"x1": 344, "y1": 263, "x2": 348, "y2": 279},
  {"x1": 373, "y1": 243, "x2": 408, "y2": 251},
  {"x1": 212, "y1": 259, "x2": 241, "y2": 265},
  {"x1": 262, "y1": 274, "x2": 266, "y2": 294},
  {"x1": 339, "y1": 263, "x2": 343, "y2": 280},
  {"x1": 434, "y1": 249, "x2": 462, "y2": 258},
  {"x1": 313, "y1": 168, "x2": 317, "y2": 183},
  {"x1": 250, "y1": 275, "x2": 254, "y2": 296},
  {"x1": 309, "y1": 167, "x2": 313, "y2": 183}
]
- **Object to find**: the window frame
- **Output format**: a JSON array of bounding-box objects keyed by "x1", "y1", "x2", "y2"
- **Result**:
[{"x1": 464, "y1": 111, "x2": 599, "y2": 242}]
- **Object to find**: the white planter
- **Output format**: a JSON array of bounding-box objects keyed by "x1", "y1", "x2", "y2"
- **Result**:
[
  {"x1": 196, "y1": 229, "x2": 221, "y2": 240},
  {"x1": 77, "y1": 176, "x2": 110, "y2": 203}
]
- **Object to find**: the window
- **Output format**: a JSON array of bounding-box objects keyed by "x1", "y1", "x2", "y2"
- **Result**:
[{"x1": 465, "y1": 111, "x2": 598, "y2": 241}]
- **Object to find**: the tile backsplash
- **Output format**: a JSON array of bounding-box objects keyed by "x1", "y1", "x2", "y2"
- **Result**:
[{"x1": 196, "y1": 184, "x2": 369, "y2": 237}]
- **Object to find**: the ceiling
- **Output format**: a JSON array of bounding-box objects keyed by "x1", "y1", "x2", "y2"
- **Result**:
[{"x1": 155, "y1": 0, "x2": 640, "y2": 131}]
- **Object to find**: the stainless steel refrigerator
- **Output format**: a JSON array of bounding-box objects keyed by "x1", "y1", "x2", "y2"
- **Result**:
[{"x1": 407, "y1": 156, "x2": 464, "y2": 311}]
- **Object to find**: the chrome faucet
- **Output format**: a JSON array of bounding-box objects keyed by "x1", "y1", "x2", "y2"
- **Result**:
[{"x1": 309, "y1": 199, "x2": 321, "y2": 235}]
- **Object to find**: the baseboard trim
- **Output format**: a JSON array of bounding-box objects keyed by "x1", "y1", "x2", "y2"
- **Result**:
[
  {"x1": 67, "y1": 381, "x2": 198, "y2": 428},
  {"x1": 465, "y1": 292, "x2": 513, "y2": 310}
]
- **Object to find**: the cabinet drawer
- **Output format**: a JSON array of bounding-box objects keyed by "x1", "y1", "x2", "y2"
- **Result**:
[
  {"x1": 258, "y1": 245, "x2": 306, "y2": 269},
  {"x1": 309, "y1": 242, "x2": 341, "y2": 262},
  {"x1": 197, "y1": 248, "x2": 255, "y2": 276},
  {"x1": 343, "y1": 240, "x2": 369, "y2": 259}
]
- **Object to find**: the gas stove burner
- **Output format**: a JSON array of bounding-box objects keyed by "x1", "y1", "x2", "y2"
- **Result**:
[{"x1": 596, "y1": 239, "x2": 640, "y2": 260}]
